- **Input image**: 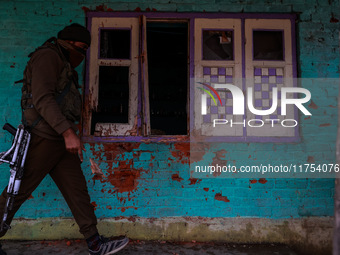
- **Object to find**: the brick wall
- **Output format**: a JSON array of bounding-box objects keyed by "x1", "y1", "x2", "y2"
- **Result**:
[{"x1": 0, "y1": 0, "x2": 338, "y2": 223}]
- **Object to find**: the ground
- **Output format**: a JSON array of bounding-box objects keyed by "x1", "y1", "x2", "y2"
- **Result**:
[{"x1": 1, "y1": 240, "x2": 298, "y2": 254}]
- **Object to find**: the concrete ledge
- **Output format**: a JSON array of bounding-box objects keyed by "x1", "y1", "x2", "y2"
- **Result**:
[{"x1": 2, "y1": 217, "x2": 334, "y2": 255}]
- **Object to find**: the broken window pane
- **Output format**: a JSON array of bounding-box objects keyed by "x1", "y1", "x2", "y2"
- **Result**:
[
  {"x1": 100, "y1": 29, "x2": 131, "y2": 59},
  {"x1": 203, "y1": 30, "x2": 234, "y2": 60},
  {"x1": 91, "y1": 66, "x2": 129, "y2": 134},
  {"x1": 253, "y1": 30, "x2": 283, "y2": 60}
]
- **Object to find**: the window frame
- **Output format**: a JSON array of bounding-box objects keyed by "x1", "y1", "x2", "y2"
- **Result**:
[{"x1": 83, "y1": 12, "x2": 298, "y2": 143}]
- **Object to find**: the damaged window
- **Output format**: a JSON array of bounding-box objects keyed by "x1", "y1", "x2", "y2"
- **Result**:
[
  {"x1": 86, "y1": 15, "x2": 296, "y2": 140},
  {"x1": 203, "y1": 30, "x2": 234, "y2": 60},
  {"x1": 253, "y1": 30, "x2": 283, "y2": 60}
]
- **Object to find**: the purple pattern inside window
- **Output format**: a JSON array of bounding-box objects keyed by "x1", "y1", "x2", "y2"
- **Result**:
[
  {"x1": 203, "y1": 67, "x2": 211, "y2": 75},
  {"x1": 210, "y1": 106, "x2": 218, "y2": 114},
  {"x1": 261, "y1": 76, "x2": 269, "y2": 83},
  {"x1": 268, "y1": 68, "x2": 276, "y2": 76},
  {"x1": 211, "y1": 75, "x2": 218, "y2": 83},
  {"x1": 254, "y1": 68, "x2": 261, "y2": 76},
  {"x1": 225, "y1": 76, "x2": 233, "y2": 83},
  {"x1": 269, "y1": 84, "x2": 276, "y2": 90},
  {"x1": 254, "y1": 84, "x2": 262, "y2": 91},
  {"x1": 262, "y1": 91, "x2": 269, "y2": 99},
  {"x1": 255, "y1": 99, "x2": 262, "y2": 107},
  {"x1": 218, "y1": 68, "x2": 226, "y2": 75},
  {"x1": 276, "y1": 75, "x2": 283, "y2": 84},
  {"x1": 203, "y1": 114, "x2": 211, "y2": 123}
]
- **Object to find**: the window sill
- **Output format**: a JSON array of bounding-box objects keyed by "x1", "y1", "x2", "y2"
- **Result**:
[
  {"x1": 81, "y1": 135, "x2": 190, "y2": 143},
  {"x1": 81, "y1": 135, "x2": 300, "y2": 144}
]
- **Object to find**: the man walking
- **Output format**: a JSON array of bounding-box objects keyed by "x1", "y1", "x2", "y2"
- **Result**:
[{"x1": 0, "y1": 23, "x2": 128, "y2": 255}]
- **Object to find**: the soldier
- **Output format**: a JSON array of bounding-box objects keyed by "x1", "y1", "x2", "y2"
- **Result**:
[{"x1": 0, "y1": 24, "x2": 128, "y2": 255}]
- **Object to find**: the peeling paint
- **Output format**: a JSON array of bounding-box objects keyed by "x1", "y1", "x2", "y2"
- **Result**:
[
  {"x1": 119, "y1": 206, "x2": 138, "y2": 212},
  {"x1": 106, "y1": 169, "x2": 141, "y2": 193},
  {"x1": 89, "y1": 158, "x2": 103, "y2": 175},
  {"x1": 307, "y1": 156, "x2": 315, "y2": 163},
  {"x1": 211, "y1": 149, "x2": 228, "y2": 177},
  {"x1": 171, "y1": 143, "x2": 190, "y2": 164},
  {"x1": 330, "y1": 13, "x2": 339, "y2": 23},
  {"x1": 308, "y1": 100, "x2": 318, "y2": 109},
  {"x1": 259, "y1": 178, "x2": 268, "y2": 184},
  {"x1": 96, "y1": 4, "x2": 106, "y2": 11},
  {"x1": 81, "y1": 6, "x2": 90, "y2": 12},
  {"x1": 214, "y1": 193, "x2": 230, "y2": 202},
  {"x1": 172, "y1": 174, "x2": 184, "y2": 182},
  {"x1": 188, "y1": 178, "x2": 201, "y2": 185}
]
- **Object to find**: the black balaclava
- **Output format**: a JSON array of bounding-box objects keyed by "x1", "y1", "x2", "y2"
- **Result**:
[{"x1": 57, "y1": 23, "x2": 91, "y2": 68}]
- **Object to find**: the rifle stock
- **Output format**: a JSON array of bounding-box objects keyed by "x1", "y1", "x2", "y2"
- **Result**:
[{"x1": 0, "y1": 123, "x2": 31, "y2": 231}]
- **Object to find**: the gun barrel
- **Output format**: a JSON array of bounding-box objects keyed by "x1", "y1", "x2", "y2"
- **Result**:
[{"x1": 3, "y1": 123, "x2": 17, "y2": 136}]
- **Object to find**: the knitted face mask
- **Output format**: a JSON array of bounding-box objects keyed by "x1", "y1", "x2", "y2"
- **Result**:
[{"x1": 58, "y1": 39, "x2": 86, "y2": 68}]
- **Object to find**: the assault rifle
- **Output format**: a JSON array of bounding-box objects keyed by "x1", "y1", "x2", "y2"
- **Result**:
[{"x1": 0, "y1": 123, "x2": 31, "y2": 231}]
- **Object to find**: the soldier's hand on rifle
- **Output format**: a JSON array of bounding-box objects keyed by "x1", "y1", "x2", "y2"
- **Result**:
[{"x1": 62, "y1": 128, "x2": 85, "y2": 162}]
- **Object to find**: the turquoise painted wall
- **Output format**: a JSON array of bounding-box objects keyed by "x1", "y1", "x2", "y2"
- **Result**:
[{"x1": 0, "y1": 0, "x2": 338, "y2": 220}]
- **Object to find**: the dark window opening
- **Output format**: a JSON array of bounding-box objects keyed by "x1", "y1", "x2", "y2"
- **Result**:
[
  {"x1": 147, "y1": 22, "x2": 188, "y2": 135},
  {"x1": 100, "y1": 29, "x2": 131, "y2": 59},
  {"x1": 203, "y1": 30, "x2": 234, "y2": 60},
  {"x1": 91, "y1": 66, "x2": 129, "y2": 134},
  {"x1": 253, "y1": 30, "x2": 283, "y2": 60}
]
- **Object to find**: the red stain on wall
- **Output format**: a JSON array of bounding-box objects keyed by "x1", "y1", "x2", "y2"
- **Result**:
[
  {"x1": 91, "y1": 201, "x2": 98, "y2": 210},
  {"x1": 190, "y1": 143, "x2": 210, "y2": 163},
  {"x1": 89, "y1": 143, "x2": 144, "y2": 200},
  {"x1": 250, "y1": 179, "x2": 257, "y2": 184},
  {"x1": 172, "y1": 174, "x2": 184, "y2": 182},
  {"x1": 27, "y1": 194, "x2": 34, "y2": 200},
  {"x1": 96, "y1": 5, "x2": 106, "y2": 11},
  {"x1": 319, "y1": 123, "x2": 331, "y2": 127},
  {"x1": 203, "y1": 188, "x2": 209, "y2": 192},
  {"x1": 81, "y1": 6, "x2": 90, "y2": 12},
  {"x1": 258, "y1": 178, "x2": 267, "y2": 184},
  {"x1": 211, "y1": 149, "x2": 228, "y2": 177},
  {"x1": 307, "y1": 156, "x2": 315, "y2": 163},
  {"x1": 189, "y1": 178, "x2": 201, "y2": 185},
  {"x1": 119, "y1": 206, "x2": 138, "y2": 212},
  {"x1": 308, "y1": 100, "x2": 318, "y2": 109},
  {"x1": 330, "y1": 13, "x2": 339, "y2": 23},
  {"x1": 214, "y1": 193, "x2": 230, "y2": 202},
  {"x1": 107, "y1": 170, "x2": 141, "y2": 193},
  {"x1": 172, "y1": 143, "x2": 190, "y2": 164}
]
